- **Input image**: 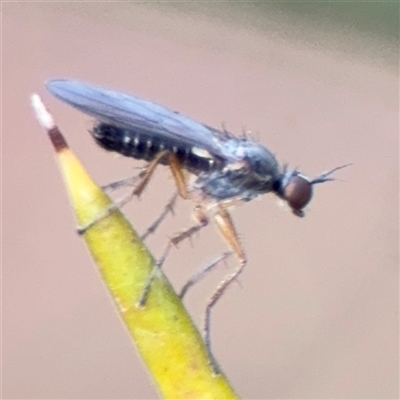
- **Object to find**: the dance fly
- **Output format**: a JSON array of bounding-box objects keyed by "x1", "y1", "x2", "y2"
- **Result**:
[
  {"x1": 46, "y1": 79, "x2": 349, "y2": 369},
  {"x1": 46, "y1": 79, "x2": 348, "y2": 216}
]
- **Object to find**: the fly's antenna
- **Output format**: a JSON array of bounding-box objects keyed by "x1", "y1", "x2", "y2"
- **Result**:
[{"x1": 310, "y1": 163, "x2": 352, "y2": 185}]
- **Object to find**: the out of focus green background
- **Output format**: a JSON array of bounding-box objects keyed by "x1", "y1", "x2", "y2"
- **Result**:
[{"x1": 165, "y1": 1, "x2": 398, "y2": 46}]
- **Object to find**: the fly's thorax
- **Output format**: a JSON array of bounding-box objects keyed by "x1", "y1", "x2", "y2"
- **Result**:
[
  {"x1": 194, "y1": 139, "x2": 282, "y2": 201},
  {"x1": 224, "y1": 139, "x2": 281, "y2": 179}
]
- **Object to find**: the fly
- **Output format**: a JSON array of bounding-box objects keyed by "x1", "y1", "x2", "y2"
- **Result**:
[{"x1": 46, "y1": 79, "x2": 350, "y2": 371}]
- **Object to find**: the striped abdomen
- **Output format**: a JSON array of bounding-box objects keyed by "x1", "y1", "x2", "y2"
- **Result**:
[{"x1": 92, "y1": 122, "x2": 224, "y2": 175}]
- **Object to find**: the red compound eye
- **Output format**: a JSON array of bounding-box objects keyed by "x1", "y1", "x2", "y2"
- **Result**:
[{"x1": 284, "y1": 175, "x2": 313, "y2": 217}]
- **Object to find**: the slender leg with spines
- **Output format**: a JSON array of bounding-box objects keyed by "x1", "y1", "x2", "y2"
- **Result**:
[
  {"x1": 179, "y1": 252, "x2": 232, "y2": 299},
  {"x1": 77, "y1": 151, "x2": 186, "y2": 234},
  {"x1": 138, "y1": 215, "x2": 209, "y2": 306},
  {"x1": 101, "y1": 173, "x2": 143, "y2": 192},
  {"x1": 140, "y1": 192, "x2": 178, "y2": 241},
  {"x1": 137, "y1": 152, "x2": 204, "y2": 305},
  {"x1": 203, "y1": 205, "x2": 248, "y2": 373}
]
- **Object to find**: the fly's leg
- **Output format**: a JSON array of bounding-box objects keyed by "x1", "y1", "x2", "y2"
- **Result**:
[
  {"x1": 101, "y1": 173, "x2": 143, "y2": 192},
  {"x1": 137, "y1": 205, "x2": 209, "y2": 307},
  {"x1": 78, "y1": 172, "x2": 146, "y2": 234},
  {"x1": 130, "y1": 151, "x2": 170, "y2": 197},
  {"x1": 166, "y1": 151, "x2": 190, "y2": 200},
  {"x1": 140, "y1": 192, "x2": 178, "y2": 241},
  {"x1": 76, "y1": 190, "x2": 137, "y2": 234},
  {"x1": 204, "y1": 204, "x2": 247, "y2": 374},
  {"x1": 77, "y1": 150, "x2": 176, "y2": 234},
  {"x1": 103, "y1": 151, "x2": 188, "y2": 241},
  {"x1": 137, "y1": 153, "x2": 198, "y2": 306},
  {"x1": 179, "y1": 252, "x2": 232, "y2": 299},
  {"x1": 139, "y1": 151, "x2": 193, "y2": 246}
]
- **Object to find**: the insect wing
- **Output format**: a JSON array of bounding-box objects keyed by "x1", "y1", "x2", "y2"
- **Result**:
[{"x1": 46, "y1": 79, "x2": 234, "y2": 160}]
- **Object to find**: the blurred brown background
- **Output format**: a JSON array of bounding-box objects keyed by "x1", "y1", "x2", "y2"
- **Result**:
[{"x1": 3, "y1": 3, "x2": 398, "y2": 399}]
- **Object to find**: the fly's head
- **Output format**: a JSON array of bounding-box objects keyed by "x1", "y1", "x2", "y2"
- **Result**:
[{"x1": 279, "y1": 164, "x2": 351, "y2": 217}]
